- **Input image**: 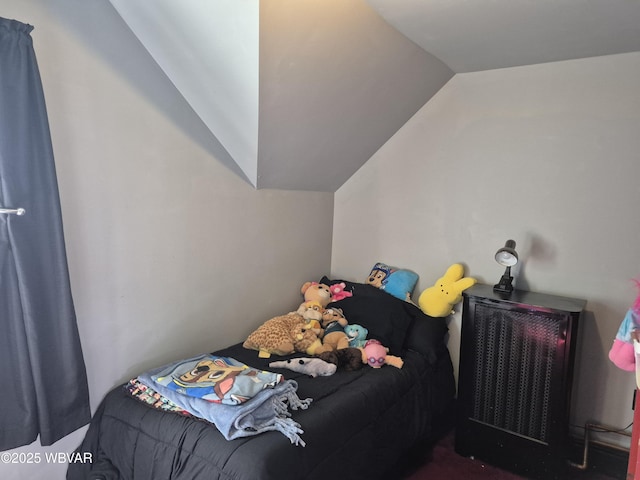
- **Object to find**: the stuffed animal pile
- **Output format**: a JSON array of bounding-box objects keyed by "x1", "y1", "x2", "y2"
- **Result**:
[
  {"x1": 244, "y1": 280, "x2": 404, "y2": 370},
  {"x1": 243, "y1": 282, "x2": 333, "y2": 358}
]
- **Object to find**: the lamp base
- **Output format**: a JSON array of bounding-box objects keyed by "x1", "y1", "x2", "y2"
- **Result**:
[{"x1": 493, "y1": 274, "x2": 514, "y2": 295}]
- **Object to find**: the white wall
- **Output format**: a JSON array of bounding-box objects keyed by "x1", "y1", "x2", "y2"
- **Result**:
[
  {"x1": 108, "y1": 0, "x2": 261, "y2": 187},
  {"x1": 0, "y1": 1, "x2": 333, "y2": 479},
  {"x1": 333, "y1": 52, "x2": 640, "y2": 446}
]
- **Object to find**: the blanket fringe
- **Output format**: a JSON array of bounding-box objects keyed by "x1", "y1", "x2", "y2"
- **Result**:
[
  {"x1": 273, "y1": 387, "x2": 312, "y2": 418},
  {"x1": 268, "y1": 381, "x2": 312, "y2": 446},
  {"x1": 273, "y1": 417, "x2": 306, "y2": 447}
]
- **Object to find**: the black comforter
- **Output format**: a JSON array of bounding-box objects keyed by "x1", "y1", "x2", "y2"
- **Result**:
[{"x1": 68, "y1": 283, "x2": 456, "y2": 480}]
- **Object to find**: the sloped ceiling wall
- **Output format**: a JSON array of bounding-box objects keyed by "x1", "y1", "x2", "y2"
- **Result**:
[
  {"x1": 366, "y1": 0, "x2": 640, "y2": 73},
  {"x1": 107, "y1": 0, "x2": 260, "y2": 187},
  {"x1": 257, "y1": 0, "x2": 452, "y2": 191},
  {"x1": 106, "y1": 0, "x2": 640, "y2": 191},
  {"x1": 107, "y1": 0, "x2": 453, "y2": 192}
]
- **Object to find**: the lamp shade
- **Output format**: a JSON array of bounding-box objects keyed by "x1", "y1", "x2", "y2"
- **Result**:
[{"x1": 495, "y1": 240, "x2": 518, "y2": 267}]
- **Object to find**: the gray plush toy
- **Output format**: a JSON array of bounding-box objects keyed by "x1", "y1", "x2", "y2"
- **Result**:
[{"x1": 269, "y1": 358, "x2": 337, "y2": 377}]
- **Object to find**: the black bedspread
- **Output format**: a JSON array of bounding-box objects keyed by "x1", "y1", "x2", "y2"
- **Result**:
[
  {"x1": 69, "y1": 284, "x2": 456, "y2": 480},
  {"x1": 68, "y1": 341, "x2": 454, "y2": 480}
]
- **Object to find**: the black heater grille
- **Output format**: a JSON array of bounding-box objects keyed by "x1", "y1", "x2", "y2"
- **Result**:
[{"x1": 470, "y1": 304, "x2": 562, "y2": 443}]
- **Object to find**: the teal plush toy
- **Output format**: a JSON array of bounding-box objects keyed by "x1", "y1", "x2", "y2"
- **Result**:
[{"x1": 345, "y1": 324, "x2": 368, "y2": 348}]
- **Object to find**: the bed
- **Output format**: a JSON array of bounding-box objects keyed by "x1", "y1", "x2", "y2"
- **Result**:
[{"x1": 67, "y1": 278, "x2": 456, "y2": 480}]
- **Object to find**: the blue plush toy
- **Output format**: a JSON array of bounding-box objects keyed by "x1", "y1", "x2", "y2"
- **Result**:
[{"x1": 366, "y1": 262, "x2": 418, "y2": 302}]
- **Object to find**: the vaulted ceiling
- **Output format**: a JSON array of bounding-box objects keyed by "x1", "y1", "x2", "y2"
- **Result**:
[{"x1": 108, "y1": 0, "x2": 640, "y2": 192}]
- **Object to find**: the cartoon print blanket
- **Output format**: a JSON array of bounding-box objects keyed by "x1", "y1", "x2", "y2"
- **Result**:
[
  {"x1": 151, "y1": 354, "x2": 284, "y2": 405},
  {"x1": 125, "y1": 377, "x2": 191, "y2": 415},
  {"x1": 137, "y1": 354, "x2": 312, "y2": 446}
]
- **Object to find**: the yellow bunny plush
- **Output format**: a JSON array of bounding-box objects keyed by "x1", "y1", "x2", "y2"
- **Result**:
[{"x1": 418, "y1": 264, "x2": 477, "y2": 317}]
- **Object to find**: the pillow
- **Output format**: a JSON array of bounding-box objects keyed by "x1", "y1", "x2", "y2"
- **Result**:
[
  {"x1": 321, "y1": 277, "x2": 407, "y2": 354},
  {"x1": 403, "y1": 311, "x2": 449, "y2": 364},
  {"x1": 321, "y1": 276, "x2": 444, "y2": 357},
  {"x1": 365, "y1": 262, "x2": 419, "y2": 301}
]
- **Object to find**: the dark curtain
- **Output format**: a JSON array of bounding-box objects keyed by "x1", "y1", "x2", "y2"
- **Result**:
[{"x1": 0, "y1": 17, "x2": 90, "y2": 450}]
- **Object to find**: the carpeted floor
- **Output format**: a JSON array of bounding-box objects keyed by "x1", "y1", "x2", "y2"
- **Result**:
[{"x1": 401, "y1": 430, "x2": 624, "y2": 480}]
